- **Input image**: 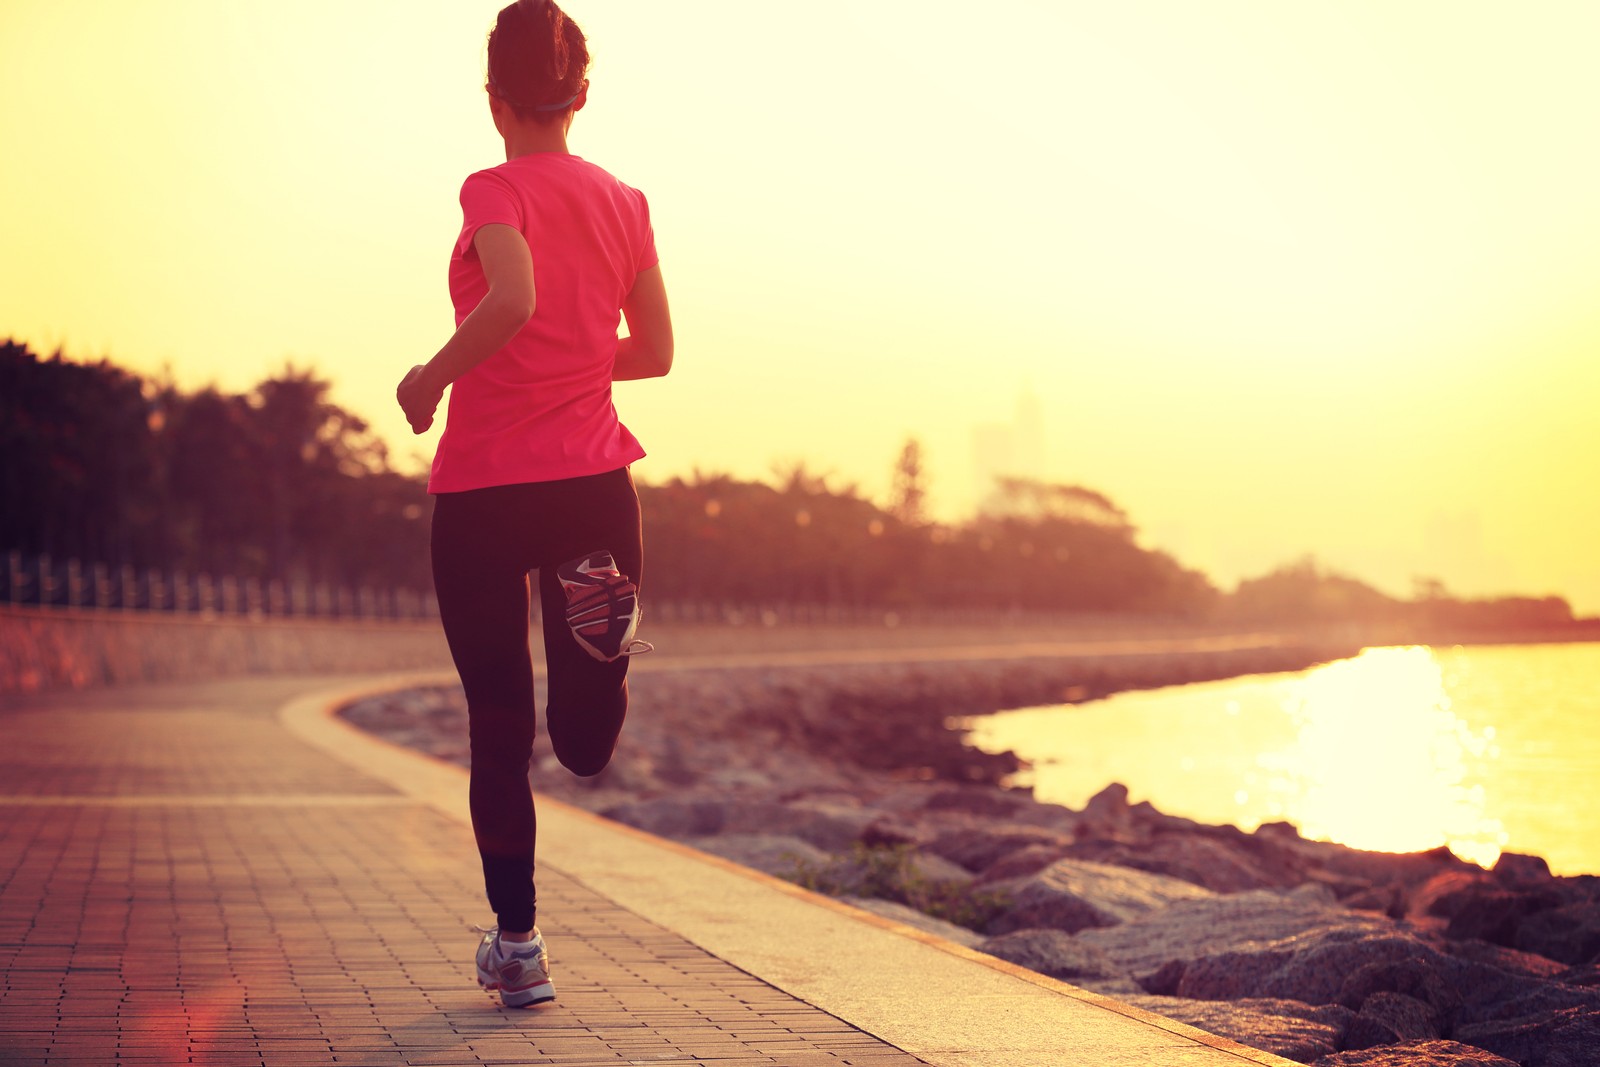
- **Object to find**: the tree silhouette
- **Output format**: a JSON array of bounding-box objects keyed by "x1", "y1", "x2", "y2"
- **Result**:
[
  {"x1": 0, "y1": 341, "x2": 163, "y2": 566},
  {"x1": 8, "y1": 337, "x2": 1578, "y2": 630},
  {"x1": 889, "y1": 437, "x2": 927, "y2": 528},
  {"x1": 2, "y1": 340, "x2": 432, "y2": 595}
]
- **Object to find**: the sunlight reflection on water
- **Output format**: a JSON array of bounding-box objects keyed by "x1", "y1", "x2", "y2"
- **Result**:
[
  {"x1": 1263, "y1": 647, "x2": 1506, "y2": 866},
  {"x1": 964, "y1": 643, "x2": 1600, "y2": 872}
]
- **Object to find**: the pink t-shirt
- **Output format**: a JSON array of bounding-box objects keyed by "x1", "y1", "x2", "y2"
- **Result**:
[{"x1": 428, "y1": 153, "x2": 657, "y2": 493}]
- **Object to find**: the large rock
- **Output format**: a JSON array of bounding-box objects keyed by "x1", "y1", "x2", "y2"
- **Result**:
[
  {"x1": 716, "y1": 799, "x2": 878, "y2": 852},
  {"x1": 1123, "y1": 995, "x2": 1351, "y2": 1061},
  {"x1": 1454, "y1": 1006, "x2": 1600, "y2": 1067},
  {"x1": 1337, "y1": 957, "x2": 1464, "y2": 1033},
  {"x1": 1077, "y1": 782, "x2": 1140, "y2": 841},
  {"x1": 602, "y1": 797, "x2": 728, "y2": 838},
  {"x1": 1067, "y1": 832, "x2": 1303, "y2": 893},
  {"x1": 1236, "y1": 826, "x2": 1479, "y2": 904},
  {"x1": 986, "y1": 858, "x2": 1215, "y2": 935},
  {"x1": 682, "y1": 833, "x2": 832, "y2": 879},
  {"x1": 1555, "y1": 963, "x2": 1600, "y2": 987},
  {"x1": 1456, "y1": 977, "x2": 1600, "y2": 1027},
  {"x1": 837, "y1": 896, "x2": 985, "y2": 949},
  {"x1": 1513, "y1": 901, "x2": 1600, "y2": 967},
  {"x1": 1074, "y1": 884, "x2": 1389, "y2": 979},
  {"x1": 1434, "y1": 936, "x2": 1570, "y2": 981},
  {"x1": 904, "y1": 850, "x2": 976, "y2": 887},
  {"x1": 1426, "y1": 874, "x2": 1600, "y2": 967},
  {"x1": 924, "y1": 824, "x2": 1072, "y2": 873},
  {"x1": 1437, "y1": 885, "x2": 1565, "y2": 944},
  {"x1": 1410, "y1": 870, "x2": 1493, "y2": 920},
  {"x1": 1174, "y1": 931, "x2": 1455, "y2": 1005},
  {"x1": 1145, "y1": 919, "x2": 1600, "y2": 1067},
  {"x1": 973, "y1": 843, "x2": 1075, "y2": 885},
  {"x1": 1343, "y1": 992, "x2": 1442, "y2": 1050},
  {"x1": 921, "y1": 785, "x2": 1034, "y2": 818},
  {"x1": 1493, "y1": 852, "x2": 1554, "y2": 885},
  {"x1": 800, "y1": 845, "x2": 975, "y2": 902},
  {"x1": 601, "y1": 795, "x2": 877, "y2": 852},
  {"x1": 976, "y1": 929, "x2": 1126, "y2": 985},
  {"x1": 1310, "y1": 1040, "x2": 1519, "y2": 1066}
]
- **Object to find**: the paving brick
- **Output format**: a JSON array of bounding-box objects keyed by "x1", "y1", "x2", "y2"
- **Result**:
[{"x1": 0, "y1": 679, "x2": 932, "y2": 1067}]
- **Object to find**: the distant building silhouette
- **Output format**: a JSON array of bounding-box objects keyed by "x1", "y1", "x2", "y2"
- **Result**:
[{"x1": 973, "y1": 387, "x2": 1046, "y2": 515}]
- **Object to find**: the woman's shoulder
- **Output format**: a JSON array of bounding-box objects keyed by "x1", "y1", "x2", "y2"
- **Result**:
[
  {"x1": 525, "y1": 154, "x2": 646, "y2": 195},
  {"x1": 465, "y1": 155, "x2": 649, "y2": 217}
]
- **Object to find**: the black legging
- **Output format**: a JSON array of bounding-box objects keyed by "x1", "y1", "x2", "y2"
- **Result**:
[{"x1": 430, "y1": 466, "x2": 642, "y2": 932}]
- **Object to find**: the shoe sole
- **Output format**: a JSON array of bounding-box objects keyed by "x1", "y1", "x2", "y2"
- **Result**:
[
  {"x1": 481, "y1": 977, "x2": 555, "y2": 1007},
  {"x1": 477, "y1": 970, "x2": 555, "y2": 1007}
]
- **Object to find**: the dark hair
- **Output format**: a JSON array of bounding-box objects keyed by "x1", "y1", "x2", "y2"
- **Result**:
[{"x1": 486, "y1": 0, "x2": 590, "y2": 123}]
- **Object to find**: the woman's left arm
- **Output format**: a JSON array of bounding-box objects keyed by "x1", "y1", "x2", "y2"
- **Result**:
[{"x1": 397, "y1": 224, "x2": 535, "y2": 434}]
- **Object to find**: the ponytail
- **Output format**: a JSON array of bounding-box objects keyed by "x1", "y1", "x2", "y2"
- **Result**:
[{"x1": 487, "y1": 0, "x2": 590, "y2": 120}]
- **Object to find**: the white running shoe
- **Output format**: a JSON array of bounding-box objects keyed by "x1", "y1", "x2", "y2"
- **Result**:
[
  {"x1": 556, "y1": 551, "x2": 653, "y2": 662},
  {"x1": 473, "y1": 925, "x2": 555, "y2": 1007}
]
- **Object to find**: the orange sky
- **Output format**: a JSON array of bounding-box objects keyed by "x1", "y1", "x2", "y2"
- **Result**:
[{"x1": 3, "y1": 1, "x2": 1598, "y2": 613}]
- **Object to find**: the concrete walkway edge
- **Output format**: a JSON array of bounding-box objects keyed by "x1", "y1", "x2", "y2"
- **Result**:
[{"x1": 282, "y1": 674, "x2": 1300, "y2": 1067}]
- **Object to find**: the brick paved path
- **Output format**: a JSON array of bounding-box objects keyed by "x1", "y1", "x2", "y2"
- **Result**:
[{"x1": 0, "y1": 677, "x2": 927, "y2": 1067}]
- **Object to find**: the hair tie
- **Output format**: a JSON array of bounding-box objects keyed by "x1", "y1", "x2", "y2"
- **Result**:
[
  {"x1": 526, "y1": 90, "x2": 579, "y2": 112},
  {"x1": 488, "y1": 83, "x2": 580, "y2": 111}
]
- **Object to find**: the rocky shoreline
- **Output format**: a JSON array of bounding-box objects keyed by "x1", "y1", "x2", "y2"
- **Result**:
[{"x1": 341, "y1": 646, "x2": 1600, "y2": 1066}]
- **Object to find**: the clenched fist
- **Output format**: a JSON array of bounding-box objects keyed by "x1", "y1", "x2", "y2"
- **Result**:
[{"x1": 396, "y1": 364, "x2": 444, "y2": 434}]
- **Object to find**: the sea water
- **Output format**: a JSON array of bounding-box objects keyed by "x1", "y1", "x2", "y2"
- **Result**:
[{"x1": 963, "y1": 642, "x2": 1600, "y2": 875}]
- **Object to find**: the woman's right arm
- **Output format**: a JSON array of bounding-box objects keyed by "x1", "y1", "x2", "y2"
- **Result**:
[
  {"x1": 612, "y1": 264, "x2": 673, "y2": 381},
  {"x1": 397, "y1": 223, "x2": 536, "y2": 433}
]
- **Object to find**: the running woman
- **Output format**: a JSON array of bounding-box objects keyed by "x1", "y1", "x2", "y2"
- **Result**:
[{"x1": 396, "y1": 0, "x2": 672, "y2": 1008}]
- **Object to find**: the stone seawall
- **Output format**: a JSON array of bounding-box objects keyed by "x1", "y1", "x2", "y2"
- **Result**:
[{"x1": 0, "y1": 605, "x2": 452, "y2": 692}]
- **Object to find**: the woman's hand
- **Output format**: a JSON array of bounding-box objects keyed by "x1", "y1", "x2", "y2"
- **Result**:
[{"x1": 396, "y1": 364, "x2": 444, "y2": 434}]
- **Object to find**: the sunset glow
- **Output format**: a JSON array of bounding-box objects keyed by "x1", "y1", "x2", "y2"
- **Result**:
[
  {"x1": 3, "y1": 1, "x2": 1598, "y2": 608},
  {"x1": 1260, "y1": 647, "x2": 1507, "y2": 867}
]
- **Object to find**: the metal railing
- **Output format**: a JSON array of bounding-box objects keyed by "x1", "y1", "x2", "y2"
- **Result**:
[
  {"x1": 3, "y1": 551, "x2": 438, "y2": 622},
  {"x1": 3, "y1": 550, "x2": 1149, "y2": 631}
]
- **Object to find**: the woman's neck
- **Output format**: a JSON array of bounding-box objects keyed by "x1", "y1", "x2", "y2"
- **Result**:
[{"x1": 503, "y1": 121, "x2": 571, "y2": 161}]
